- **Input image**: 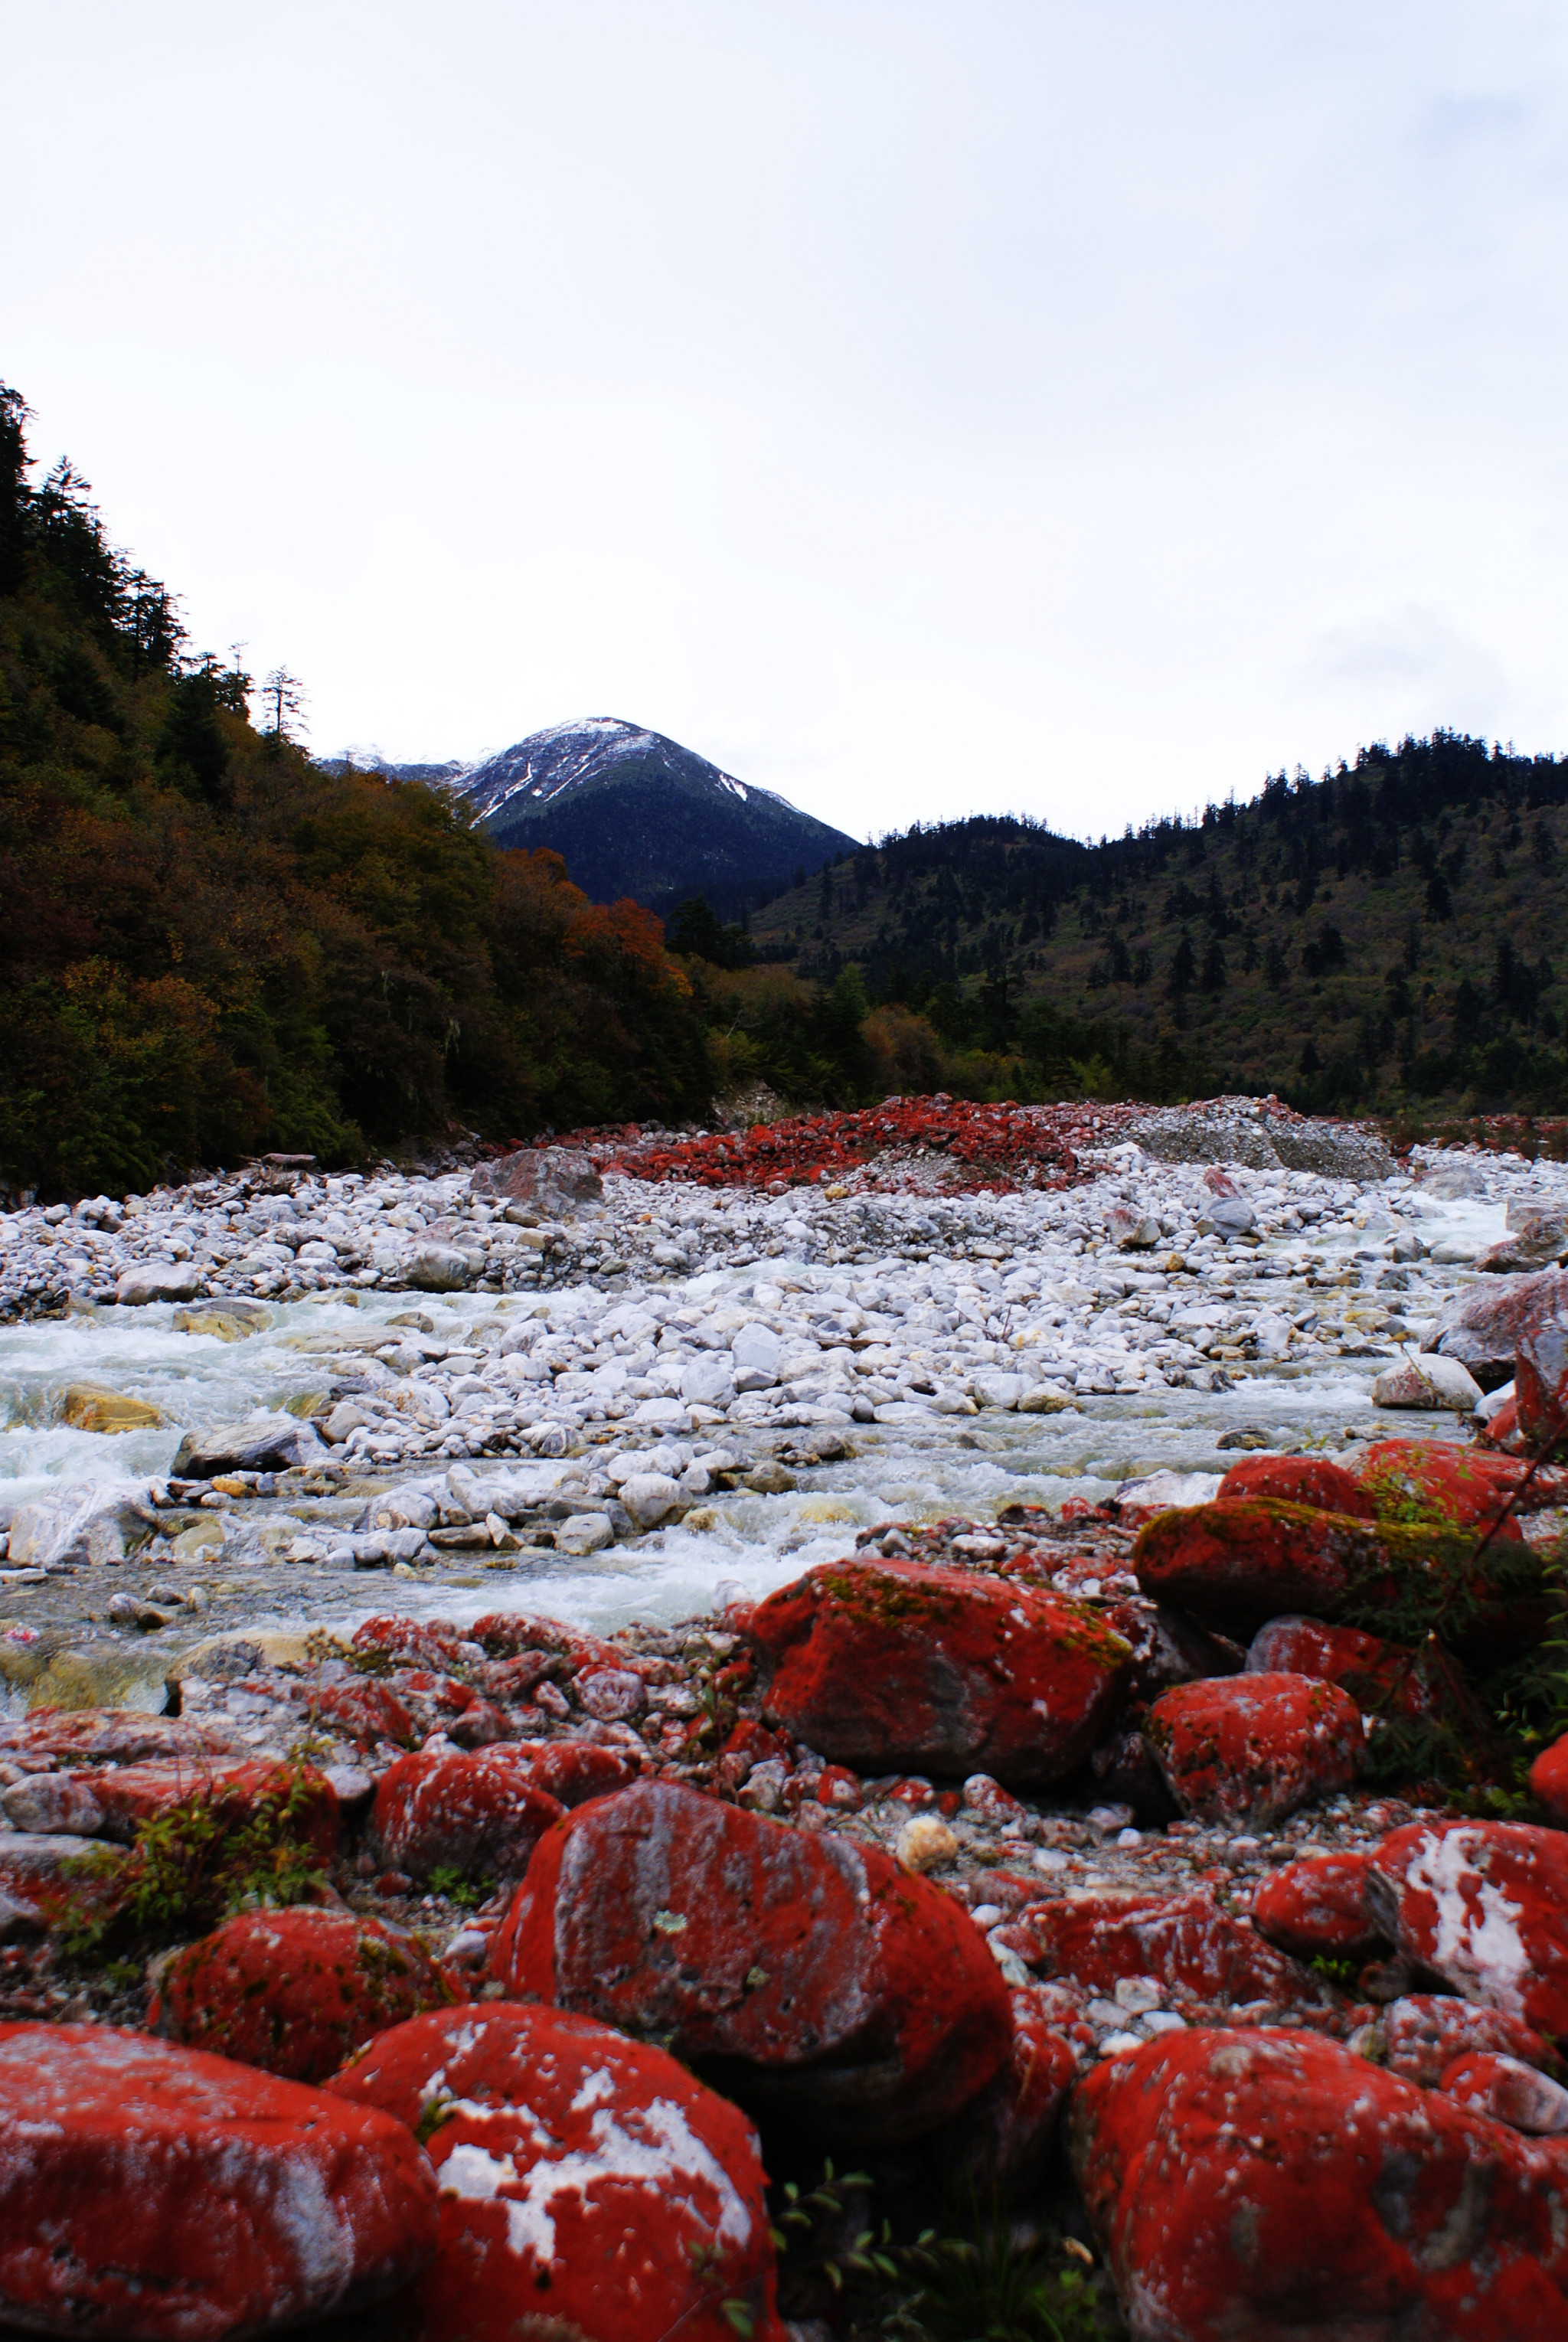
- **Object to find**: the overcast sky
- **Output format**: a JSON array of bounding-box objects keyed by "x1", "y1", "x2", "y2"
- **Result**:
[{"x1": 7, "y1": 2, "x2": 1567, "y2": 840}]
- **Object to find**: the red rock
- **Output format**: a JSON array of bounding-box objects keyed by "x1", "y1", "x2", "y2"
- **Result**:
[
  {"x1": 315, "y1": 1679, "x2": 418, "y2": 1749},
  {"x1": 469, "y1": 1610, "x2": 630, "y2": 1674},
  {"x1": 470, "y1": 1651, "x2": 564, "y2": 1700},
  {"x1": 326, "y1": 2003, "x2": 782, "y2": 2342},
  {"x1": 518, "y1": 1739, "x2": 639, "y2": 1806},
  {"x1": 351, "y1": 1615, "x2": 473, "y2": 1671},
  {"x1": 1246, "y1": 1614, "x2": 1479, "y2": 1724},
  {"x1": 574, "y1": 1665, "x2": 646, "y2": 1720},
  {"x1": 151, "y1": 1906, "x2": 467, "y2": 2082},
  {"x1": 470, "y1": 1144, "x2": 603, "y2": 1207},
  {"x1": 1070, "y1": 2025, "x2": 1568, "y2": 2340},
  {"x1": 1132, "y1": 1498, "x2": 1387, "y2": 1636},
  {"x1": 490, "y1": 1778, "x2": 1011, "y2": 2147},
  {"x1": 445, "y1": 1697, "x2": 511, "y2": 1748},
  {"x1": 0, "y1": 2021, "x2": 436, "y2": 2339},
  {"x1": 85, "y1": 1757, "x2": 339, "y2": 1859},
  {"x1": 746, "y1": 1556, "x2": 1132, "y2": 1785},
  {"x1": 1251, "y1": 1850, "x2": 1386, "y2": 1961},
  {"x1": 1380, "y1": 1992, "x2": 1562, "y2": 2086},
  {"x1": 1354, "y1": 1437, "x2": 1531, "y2": 1535},
  {"x1": 370, "y1": 1747, "x2": 566, "y2": 1882},
  {"x1": 1217, "y1": 1453, "x2": 1375, "y2": 1516},
  {"x1": 1517, "y1": 1285, "x2": 1568, "y2": 1457},
  {"x1": 1441, "y1": 2052, "x2": 1568, "y2": 2135},
  {"x1": 1367, "y1": 1820, "x2": 1568, "y2": 2035},
  {"x1": 816, "y1": 1764, "x2": 862, "y2": 1809},
  {"x1": 1004, "y1": 1887, "x2": 1314, "y2": 2005},
  {"x1": 1530, "y1": 1731, "x2": 1568, "y2": 1825},
  {"x1": 0, "y1": 1709, "x2": 247, "y2": 1765},
  {"x1": 1423, "y1": 1267, "x2": 1568, "y2": 1388},
  {"x1": 1478, "y1": 1393, "x2": 1524, "y2": 1451},
  {"x1": 936, "y1": 1984, "x2": 1084, "y2": 2195},
  {"x1": 1143, "y1": 1672, "x2": 1363, "y2": 1828}
]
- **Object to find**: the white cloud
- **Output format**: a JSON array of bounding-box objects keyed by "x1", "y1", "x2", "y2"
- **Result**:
[{"x1": 3, "y1": 0, "x2": 1566, "y2": 841}]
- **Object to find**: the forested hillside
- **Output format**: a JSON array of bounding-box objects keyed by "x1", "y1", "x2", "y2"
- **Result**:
[
  {"x1": 749, "y1": 739, "x2": 1568, "y2": 1115},
  {"x1": 0, "y1": 386, "x2": 708, "y2": 1200}
]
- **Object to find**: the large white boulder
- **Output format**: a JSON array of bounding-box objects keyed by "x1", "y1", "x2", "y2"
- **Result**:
[
  {"x1": 8, "y1": 1479, "x2": 160, "y2": 1569},
  {"x1": 116, "y1": 1261, "x2": 201, "y2": 1306},
  {"x1": 402, "y1": 1243, "x2": 474, "y2": 1292},
  {"x1": 171, "y1": 1412, "x2": 328, "y2": 1477},
  {"x1": 680, "y1": 1354, "x2": 737, "y2": 1409},
  {"x1": 730, "y1": 1322, "x2": 782, "y2": 1382},
  {"x1": 1372, "y1": 1354, "x2": 1484, "y2": 1413},
  {"x1": 618, "y1": 1473, "x2": 683, "y2": 1529}
]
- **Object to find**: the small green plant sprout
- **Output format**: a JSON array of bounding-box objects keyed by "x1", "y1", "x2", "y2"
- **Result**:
[
  {"x1": 426, "y1": 1864, "x2": 492, "y2": 1909},
  {"x1": 60, "y1": 1764, "x2": 329, "y2": 1963}
]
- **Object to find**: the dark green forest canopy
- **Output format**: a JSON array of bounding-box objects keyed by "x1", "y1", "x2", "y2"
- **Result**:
[
  {"x1": 751, "y1": 736, "x2": 1568, "y2": 1117},
  {"x1": 0, "y1": 384, "x2": 709, "y2": 1200}
]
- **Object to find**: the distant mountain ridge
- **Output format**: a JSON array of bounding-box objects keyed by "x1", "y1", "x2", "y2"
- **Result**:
[{"x1": 331, "y1": 719, "x2": 855, "y2": 919}]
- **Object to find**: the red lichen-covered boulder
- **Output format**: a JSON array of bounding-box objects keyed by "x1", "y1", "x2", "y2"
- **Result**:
[
  {"x1": 369, "y1": 1747, "x2": 567, "y2": 1883},
  {"x1": 1069, "y1": 2026, "x2": 1568, "y2": 2340},
  {"x1": 745, "y1": 1556, "x2": 1132, "y2": 1785},
  {"x1": 1143, "y1": 1673, "x2": 1363, "y2": 1828},
  {"x1": 1517, "y1": 1282, "x2": 1568, "y2": 1456},
  {"x1": 1251, "y1": 1850, "x2": 1386, "y2": 1962},
  {"x1": 935, "y1": 1984, "x2": 1086, "y2": 2196},
  {"x1": 1367, "y1": 1821, "x2": 1568, "y2": 2036},
  {"x1": 314, "y1": 1679, "x2": 418, "y2": 1749},
  {"x1": 84, "y1": 1758, "x2": 340, "y2": 1859},
  {"x1": 1354, "y1": 1437, "x2": 1533, "y2": 1535},
  {"x1": 1530, "y1": 1731, "x2": 1568, "y2": 1827},
  {"x1": 1217, "y1": 1453, "x2": 1375, "y2": 1516},
  {"x1": 1132, "y1": 1499, "x2": 1385, "y2": 1636},
  {"x1": 150, "y1": 1906, "x2": 467, "y2": 2082},
  {"x1": 1000, "y1": 1888, "x2": 1315, "y2": 2006},
  {"x1": 325, "y1": 2003, "x2": 785, "y2": 2342},
  {"x1": 1441, "y1": 2052, "x2": 1568, "y2": 2135},
  {"x1": 490, "y1": 1779, "x2": 1011, "y2": 2146},
  {"x1": 1246, "y1": 1614, "x2": 1481, "y2": 1726},
  {"x1": 0, "y1": 2022, "x2": 437, "y2": 2340},
  {"x1": 1380, "y1": 1992, "x2": 1563, "y2": 2086}
]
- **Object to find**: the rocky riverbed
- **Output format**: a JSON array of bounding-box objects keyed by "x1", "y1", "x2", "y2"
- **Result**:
[{"x1": 3, "y1": 1098, "x2": 1568, "y2": 2340}]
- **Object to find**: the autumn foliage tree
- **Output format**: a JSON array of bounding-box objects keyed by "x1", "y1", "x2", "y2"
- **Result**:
[{"x1": 0, "y1": 384, "x2": 708, "y2": 1197}]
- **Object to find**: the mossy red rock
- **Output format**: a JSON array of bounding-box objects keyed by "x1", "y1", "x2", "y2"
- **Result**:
[
  {"x1": 746, "y1": 1555, "x2": 1131, "y2": 1785},
  {"x1": 369, "y1": 1746, "x2": 568, "y2": 1883},
  {"x1": 1251, "y1": 1850, "x2": 1385, "y2": 1961},
  {"x1": 1143, "y1": 1671, "x2": 1363, "y2": 1828},
  {"x1": 326, "y1": 2001, "x2": 784, "y2": 2342},
  {"x1": 490, "y1": 1778, "x2": 1011, "y2": 2147},
  {"x1": 1132, "y1": 1498, "x2": 1389, "y2": 1635},
  {"x1": 1070, "y1": 2026, "x2": 1568, "y2": 2339},
  {"x1": 0, "y1": 2021, "x2": 437, "y2": 2340},
  {"x1": 150, "y1": 1906, "x2": 468, "y2": 2082},
  {"x1": 998, "y1": 1886, "x2": 1313, "y2": 2005},
  {"x1": 1217, "y1": 1453, "x2": 1375, "y2": 1516},
  {"x1": 1367, "y1": 1821, "x2": 1568, "y2": 2037}
]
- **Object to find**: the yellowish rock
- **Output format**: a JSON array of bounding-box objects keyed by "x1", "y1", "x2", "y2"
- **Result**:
[
  {"x1": 61, "y1": 1383, "x2": 165, "y2": 1434},
  {"x1": 170, "y1": 1628, "x2": 317, "y2": 1678},
  {"x1": 171, "y1": 1307, "x2": 269, "y2": 1341},
  {"x1": 172, "y1": 1518, "x2": 227, "y2": 1564},
  {"x1": 896, "y1": 1814, "x2": 960, "y2": 1874}
]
